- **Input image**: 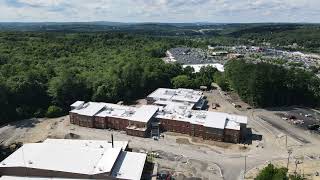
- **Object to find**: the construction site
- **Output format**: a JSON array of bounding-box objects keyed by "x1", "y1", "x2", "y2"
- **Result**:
[
  {"x1": 1, "y1": 88, "x2": 320, "y2": 180},
  {"x1": 69, "y1": 88, "x2": 248, "y2": 143}
]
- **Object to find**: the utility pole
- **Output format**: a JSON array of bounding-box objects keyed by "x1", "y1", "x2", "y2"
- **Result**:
[
  {"x1": 285, "y1": 135, "x2": 287, "y2": 148},
  {"x1": 244, "y1": 155, "x2": 247, "y2": 178},
  {"x1": 287, "y1": 149, "x2": 292, "y2": 170}
]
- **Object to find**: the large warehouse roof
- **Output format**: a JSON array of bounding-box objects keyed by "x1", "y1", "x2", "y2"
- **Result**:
[
  {"x1": 43, "y1": 138, "x2": 128, "y2": 150},
  {"x1": 0, "y1": 139, "x2": 146, "y2": 180}
]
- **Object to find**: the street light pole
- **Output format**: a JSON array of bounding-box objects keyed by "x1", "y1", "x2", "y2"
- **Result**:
[
  {"x1": 287, "y1": 149, "x2": 293, "y2": 170},
  {"x1": 244, "y1": 155, "x2": 247, "y2": 178},
  {"x1": 285, "y1": 135, "x2": 287, "y2": 148}
]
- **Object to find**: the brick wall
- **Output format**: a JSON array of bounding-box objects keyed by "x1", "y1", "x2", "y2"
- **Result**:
[
  {"x1": 126, "y1": 129, "x2": 146, "y2": 137},
  {"x1": 192, "y1": 124, "x2": 205, "y2": 138},
  {"x1": 69, "y1": 112, "x2": 77, "y2": 125},
  {"x1": 204, "y1": 127, "x2": 224, "y2": 141},
  {"x1": 128, "y1": 121, "x2": 147, "y2": 128},
  {"x1": 224, "y1": 128, "x2": 240, "y2": 143},
  {"x1": 94, "y1": 116, "x2": 106, "y2": 129},
  {"x1": 106, "y1": 117, "x2": 129, "y2": 130},
  {"x1": 79, "y1": 116, "x2": 94, "y2": 128},
  {"x1": 159, "y1": 118, "x2": 191, "y2": 135}
]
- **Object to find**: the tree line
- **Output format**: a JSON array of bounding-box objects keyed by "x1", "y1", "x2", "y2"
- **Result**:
[
  {"x1": 0, "y1": 32, "x2": 214, "y2": 124},
  {"x1": 223, "y1": 60, "x2": 320, "y2": 107}
]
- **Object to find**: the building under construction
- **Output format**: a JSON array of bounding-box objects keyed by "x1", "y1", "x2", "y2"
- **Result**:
[
  {"x1": 70, "y1": 102, "x2": 159, "y2": 137},
  {"x1": 69, "y1": 88, "x2": 248, "y2": 143}
]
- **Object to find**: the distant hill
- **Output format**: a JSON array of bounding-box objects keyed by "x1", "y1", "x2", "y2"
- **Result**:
[{"x1": 0, "y1": 22, "x2": 223, "y2": 36}]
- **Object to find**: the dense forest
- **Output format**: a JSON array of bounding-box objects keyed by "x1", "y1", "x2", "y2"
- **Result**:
[
  {"x1": 0, "y1": 32, "x2": 218, "y2": 124},
  {"x1": 224, "y1": 60, "x2": 320, "y2": 107},
  {"x1": 1, "y1": 23, "x2": 320, "y2": 124}
]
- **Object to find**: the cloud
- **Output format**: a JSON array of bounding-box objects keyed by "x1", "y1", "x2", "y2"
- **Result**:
[{"x1": 0, "y1": 0, "x2": 319, "y2": 22}]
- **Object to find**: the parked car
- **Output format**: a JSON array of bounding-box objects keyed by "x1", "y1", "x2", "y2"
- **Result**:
[
  {"x1": 153, "y1": 136, "x2": 159, "y2": 141},
  {"x1": 308, "y1": 124, "x2": 320, "y2": 130}
]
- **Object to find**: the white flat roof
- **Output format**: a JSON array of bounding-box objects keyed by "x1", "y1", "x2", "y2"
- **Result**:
[
  {"x1": 71, "y1": 102, "x2": 158, "y2": 123},
  {"x1": 147, "y1": 88, "x2": 175, "y2": 100},
  {"x1": 111, "y1": 151, "x2": 147, "y2": 180},
  {"x1": 43, "y1": 139, "x2": 128, "y2": 151},
  {"x1": 129, "y1": 105, "x2": 159, "y2": 123},
  {"x1": 70, "y1": 101, "x2": 85, "y2": 108},
  {"x1": 94, "y1": 147, "x2": 122, "y2": 174},
  {"x1": 94, "y1": 103, "x2": 136, "y2": 119},
  {"x1": 225, "y1": 119, "x2": 241, "y2": 130},
  {"x1": 0, "y1": 143, "x2": 108, "y2": 174},
  {"x1": 147, "y1": 88, "x2": 203, "y2": 103},
  {"x1": 156, "y1": 109, "x2": 247, "y2": 130},
  {"x1": 96, "y1": 104, "x2": 158, "y2": 123},
  {"x1": 0, "y1": 139, "x2": 145, "y2": 180},
  {"x1": 155, "y1": 100, "x2": 194, "y2": 110},
  {"x1": 0, "y1": 177, "x2": 88, "y2": 180},
  {"x1": 70, "y1": 102, "x2": 105, "y2": 117}
]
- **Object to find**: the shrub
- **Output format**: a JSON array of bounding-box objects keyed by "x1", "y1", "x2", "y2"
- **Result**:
[{"x1": 46, "y1": 105, "x2": 64, "y2": 118}]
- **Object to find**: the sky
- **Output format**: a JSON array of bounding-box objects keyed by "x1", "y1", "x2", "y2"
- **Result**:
[{"x1": 0, "y1": 0, "x2": 319, "y2": 23}]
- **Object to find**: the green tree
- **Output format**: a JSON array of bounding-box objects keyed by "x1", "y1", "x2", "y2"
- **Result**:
[
  {"x1": 48, "y1": 69, "x2": 91, "y2": 110},
  {"x1": 46, "y1": 105, "x2": 64, "y2": 118},
  {"x1": 171, "y1": 75, "x2": 193, "y2": 89},
  {"x1": 255, "y1": 164, "x2": 288, "y2": 180}
]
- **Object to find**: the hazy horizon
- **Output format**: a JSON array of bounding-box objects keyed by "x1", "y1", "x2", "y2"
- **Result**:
[{"x1": 0, "y1": 0, "x2": 319, "y2": 23}]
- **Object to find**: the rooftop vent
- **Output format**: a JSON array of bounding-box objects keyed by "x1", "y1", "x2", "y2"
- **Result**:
[
  {"x1": 82, "y1": 103, "x2": 90, "y2": 109},
  {"x1": 185, "y1": 111, "x2": 192, "y2": 118},
  {"x1": 196, "y1": 114, "x2": 206, "y2": 119},
  {"x1": 105, "y1": 106, "x2": 114, "y2": 111}
]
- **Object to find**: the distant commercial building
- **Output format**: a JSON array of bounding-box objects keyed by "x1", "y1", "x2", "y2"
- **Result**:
[
  {"x1": 0, "y1": 139, "x2": 146, "y2": 180},
  {"x1": 69, "y1": 88, "x2": 248, "y2": 143},
  {"x1": 70, "y1": 102, "x2": 159, "y2": 137},
  {"x1": 182, "y1": 63, "x2": 225, "y2": 72}
]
